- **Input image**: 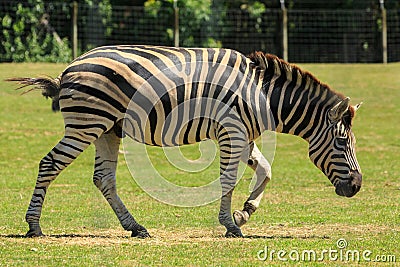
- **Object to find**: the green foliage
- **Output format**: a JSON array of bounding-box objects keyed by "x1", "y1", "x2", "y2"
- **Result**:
[
  {"x1": 1, "y1": 0, "x2": 397, "y2": 62},
  {"x1": 143, "y1": 0, "x2": 214, "y2": 47},
  {"x1": 98, "y1": 0, "x2": 113, "y2": 37},
  {"x1": 144, "y1": 0, "x2": 163, "y2": 17},
  {"x1": 0, "y1": 0, "x2": 72, "y2": 63},
  {"x1": 142, "y1": 0, "x2": 266, "y2": 48},
  {"x1": 178, "y1": 0, "x2": 212, "y2": 47},
  {"x1": 202, "y1": 37, "x2": 222, "y2": 48},
  {"x1": 244, "y1": 1, "x2": 266, "y2": 18},
  {"x1": 77, "y1": 0, "x2": 114, "y2": 50}
]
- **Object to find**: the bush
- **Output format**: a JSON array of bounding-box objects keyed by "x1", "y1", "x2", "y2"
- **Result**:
[{"x1": 0, "y1": 0, "x2": 72, "y2": 63}]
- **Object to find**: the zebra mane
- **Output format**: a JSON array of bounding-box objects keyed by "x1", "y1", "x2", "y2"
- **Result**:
[
  {"x1": 247, "y1": 51, "x2": 354, "y2": 124},
  {"x1": 247, "y1": 51, "x2": 333, "y2": 92}
]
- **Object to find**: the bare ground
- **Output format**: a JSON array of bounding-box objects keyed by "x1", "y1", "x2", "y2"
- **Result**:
[{"x1": 1, "y1": 223, "x2": 397, "y2": 246}]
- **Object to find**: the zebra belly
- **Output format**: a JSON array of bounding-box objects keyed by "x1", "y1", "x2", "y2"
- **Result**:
[{"x1": 123, "y1": 97, "x2": 217, "y2": 147}]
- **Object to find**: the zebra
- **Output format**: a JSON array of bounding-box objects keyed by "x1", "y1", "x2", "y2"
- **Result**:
[{"x1": 8, "y1": 45, "x2": 362, "y2": 238}]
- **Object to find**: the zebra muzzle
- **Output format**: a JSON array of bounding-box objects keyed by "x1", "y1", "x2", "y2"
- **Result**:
[{"x1": 335, "y1": 170, "x2": 362, "y2": 198}]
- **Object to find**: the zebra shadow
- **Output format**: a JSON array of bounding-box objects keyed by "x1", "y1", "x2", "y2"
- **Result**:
[
  {"x1": 1, "y1": 233, "x2": 331, "y2": 239},
  {"x1": 0, "y1": 234, "x2": 130, "y2": 239},
  {"x1": 244, "y1": 234, "x2": 331, "y2": 240}
]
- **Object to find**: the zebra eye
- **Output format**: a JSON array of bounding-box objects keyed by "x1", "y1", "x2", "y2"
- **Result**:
[{"x1": 336, "y1": 138, "x2": 347, "y2": 146}]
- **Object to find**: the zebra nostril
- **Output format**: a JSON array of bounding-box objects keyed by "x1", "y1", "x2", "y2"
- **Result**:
[
  {"x1": 350, "y1": 170, "x2": 362, "y2": 187},
  {"x1": 335, "y1": 171, "x2": 362, "y2": 197},
  {"x1": 352, "y1": 184, "x2": 360, "y2": 194}
]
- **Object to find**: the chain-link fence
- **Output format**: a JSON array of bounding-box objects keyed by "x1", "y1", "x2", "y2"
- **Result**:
[
  {"x1": 1, "y1": 1, "x2": 399, "y2": 63},
  {"x1": 288, "y1": 9, "x2": 382, "y2": 63}
]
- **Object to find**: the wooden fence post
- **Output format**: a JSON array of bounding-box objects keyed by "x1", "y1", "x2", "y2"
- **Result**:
[
  {"x1": 72, "y1": 1, "x2": 78, "y2": 59},
  {"x1": 281, "y1": 0, "x2": 288, "y2": 62},
  {"x1": 173, "y1": 0, "x2": 179, "y2": 47},
  {"x1": 380, "y1": 0, "x2": 387, "y2": 64}
]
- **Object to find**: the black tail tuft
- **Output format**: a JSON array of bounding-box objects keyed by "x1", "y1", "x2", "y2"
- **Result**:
[{"x1": 6, "y1": 76, "x2": 61, "y2": 112}]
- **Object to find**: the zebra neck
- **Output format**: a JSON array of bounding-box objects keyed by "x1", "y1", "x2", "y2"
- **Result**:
[{"x1": 261, "y1": 58, "x2": 341, "y2": 142}]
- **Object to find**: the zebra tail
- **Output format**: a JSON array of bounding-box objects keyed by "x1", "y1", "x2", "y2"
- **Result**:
[{"x1": 6, "y1": 76, "x2": 61, "y2": 112}]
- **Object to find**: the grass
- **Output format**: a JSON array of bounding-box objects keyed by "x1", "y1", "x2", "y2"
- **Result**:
[{"x1": 0, "y1": 62, "x2": 399, "y2": 266}]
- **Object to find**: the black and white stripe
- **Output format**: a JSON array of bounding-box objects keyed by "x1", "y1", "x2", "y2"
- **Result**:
[{"x1": 8, "y1": 45, "x2": 362, "y2": 238}]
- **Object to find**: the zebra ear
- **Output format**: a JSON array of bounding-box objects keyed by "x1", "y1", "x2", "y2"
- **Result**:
[
  {"x1": 328, "y1": 97, "x2": 350, "y2": 122},
  {"x1": 353, "y1": 102, "x2": 363, "y2": 112}
]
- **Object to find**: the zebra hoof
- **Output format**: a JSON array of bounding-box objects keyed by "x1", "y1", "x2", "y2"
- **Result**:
[
  {"x1": 233, "y1": 210, "x2": 249, "y2": 227},
  {"x1": 225, "y1": 227, "x2": 243, "y2": 238},
  {"x1": 25, "y1": 229, "x2": 44, "y2": 238},
  {"x1": 131, "y1": 229, "x2": 151, "y2": 239}
]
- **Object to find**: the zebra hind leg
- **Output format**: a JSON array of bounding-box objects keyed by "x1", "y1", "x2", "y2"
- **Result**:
[
  {"x1": 25, "y1": 134, "x2": 92, "y2": 237},
  {"x1": 233, "y1": 143, "x2": 271, "y2": 227},
  {"x1": 93, "y1": 128, "x2": 150, "y2": 238}
]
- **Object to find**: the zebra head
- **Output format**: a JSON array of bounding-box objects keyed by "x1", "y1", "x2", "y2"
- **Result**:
[{"x1": 309, "y1": 97, "x2": 362, "y2": 197}]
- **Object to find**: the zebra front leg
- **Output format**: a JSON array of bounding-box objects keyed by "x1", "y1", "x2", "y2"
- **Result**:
[
  {"x1": 219, "y1": 189, "x2": 242, "y2": 237},
  {"x1": 233, "y1": 143, "x2": 271, "y2": 227},
  {"x1": 26, "y1": 134, "x2": 91, "y2": 237},
  {"x1": 93, "y1": 130, "x2": 150, "y2": 238},
  {"x1": 217, "y1": 125, "x2": 247, "y2": 238}
]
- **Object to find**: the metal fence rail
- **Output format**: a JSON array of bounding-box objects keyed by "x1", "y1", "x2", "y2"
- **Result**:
[{"x1": 1, "y1": 1, "x2": 399, "y2": 63}]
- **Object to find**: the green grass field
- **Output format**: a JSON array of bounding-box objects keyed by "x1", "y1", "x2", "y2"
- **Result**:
[{"x1": 0, "y1": 62, "x2": 399, "y2": 266}]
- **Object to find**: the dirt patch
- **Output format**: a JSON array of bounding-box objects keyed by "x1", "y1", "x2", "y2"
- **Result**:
[
  {"x1": 2, "y1": 224, "x2": 398, "y2": 246},
  {"x1": 245, "y1": 223, "x2": 398, "y2": 239}
]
